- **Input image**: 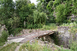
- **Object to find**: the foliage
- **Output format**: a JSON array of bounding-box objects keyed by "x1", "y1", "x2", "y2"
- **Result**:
[
  {"x1": 25, "y1": 10, "x2": 46, "y2": 29},
  {"x1": 11, "y1": 28, "x2": 23, "y2": 36},
  {"x1": 5, "y1": 17, "x2": 21, "y2": 35},
  {"x1": 33, "y1": 10, "x2": 46, "y2": 24},
  {"x1": 60, "y1": 22, "x2": 77, "y2": 27},
  {"x1": 74, "y1": 18, "x2": 77, "y2": 23},
  {"x1": 0, "y1": 43, "x2": 19, "y2": 51},
  {"x1": 0, "y1": 31, "x2": 8, "y2": 46},
  {"x1": 0, "y1": 31, "x2": 8, "y2": 42},
  {"x1": 72, "y1": 0, "x2": 77, "y2": 14},
  {"x1": 37, "y1": 0, "x2": 77, "y2": 24},
  {"x1": 58, "y1": 41, "x2": 77, "y2": 51},
  {"x1": 70, "y1": 41, "x2": 77, "y2": 51},
  {"x1": 46, "y1": 13, "x2": 55, "y2": 23},
  {"x1": 69, "y1": 26, "x2": 77, "y2": 51},
  {"x1": 54, "y1": 0, "x2": 77, "y2": 24},
  {"x1": 0, "y1": 0, "x2": 77, "y2": 35},
  {"x1": 41, "y1": 23, "x2": 57, "y2": 30},
  {"x1": 7, "y1": 17, "x2": 20, "y2": 28},
  {"x1": 0, "y1": 0, "x2": 35, "y2": 35},
  {"x1": 16, "y1": 0, "x2": 35, "y2": 27},
  {"x1": 0, "y1": 0, "x2": 14, "y2": 21},
  {"x1": 55, "y1": 4, "x2": 67, "y2": 24},
  {"x1": 25, "y1": 24, "x2": 43, "y2": 29},
  {"x1": 19, "y1": 41, "x2": 52, "y2": 51},
  {"x1": 37, "y1": 0, "x2": 56, "y2": 23},
  {"x1": 59, "y1": 49, "x2": 70, "y2": 51},
  {"x1": 19, "y1": 41, "x2": 72, "y2": 51}
]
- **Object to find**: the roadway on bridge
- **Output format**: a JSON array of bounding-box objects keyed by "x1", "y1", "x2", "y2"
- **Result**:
[{"x1": 8, "y1": 30, "x2": 55, "y2": 43}]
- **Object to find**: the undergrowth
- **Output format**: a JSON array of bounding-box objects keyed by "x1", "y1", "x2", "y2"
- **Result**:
[
  {"x1": 0, "y1": 42, "x2": 19, "y2": 51},
  {"x1": 60, "y1": 22, "x2": 77, "y2": 27},
  {"x1": 19, "y1": 42, "x2": 52, "y2": 51},
  {"x1": 41, "y1": 23, "x2": 57, "y2": 30},
  {"x1": 19, "y1": 41, "x2": 71, "y2": 51},
  {"x1": 0, "y1": 31, "x2": 8, "y2": 46}
]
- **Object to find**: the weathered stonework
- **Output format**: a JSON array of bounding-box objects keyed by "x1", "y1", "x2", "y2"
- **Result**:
[{"x1": 57, "y1": 26, "x2": 77, "y2": 48}]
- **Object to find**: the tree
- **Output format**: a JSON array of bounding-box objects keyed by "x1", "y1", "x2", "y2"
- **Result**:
[
  {"x1": 0, "y1": 0, "x2": 14, "y2": 18},
  {"x1": 16, "y1": 0, "x2": 35, "y2": 27},
  {"x1": 37, "y1": 0, "x2": 55, "y2": 23},
  {"x1": 33, "y1": 10, "x2": 46, "y2": 25},
  {"x1": 55, "y1": 0, "x2": 74, "y2": 24},
  {"x1": 0, "y1": 0, "x2": 15, "y2": 24}
]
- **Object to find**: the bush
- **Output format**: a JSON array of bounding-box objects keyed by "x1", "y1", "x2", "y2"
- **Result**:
[
  {"x1": 33, "y1": 10, "x2": 47, "y2": 25},
  {"x1": 55, "y1": 3, "x2": 71, "y2": 24},
  {"x1": 25, "y1": 24, "x2": 43, "y2": 29},
  {"x1": 5, "y1": 17, "x2": 21, "y2": 35},
  {"x1": 46, "y1": 13, "x2": 55, "y2": 23},
  {"x1": 24, "y1": 11, "x2": 47, "y2": 29},
  {"x1": 0, "y1": 30, "x2": 8, "y2": 46},
  {"x1": 10, "y1": 28, "x2": 23, "y2": 36},
  {"x1": 55, "y1": 4, "x2": 67, "y2": 24},
  {"x1": 41, "y1": 23, "x2": 57, "y2": 30}
]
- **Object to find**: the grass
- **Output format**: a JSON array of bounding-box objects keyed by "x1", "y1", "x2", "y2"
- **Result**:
[
  {"x1": 0, "y1": 42, "x2": 5, "y2": 46},
  {"x1": 70, "y1": 41, "x2": 77, "y2": 51},
  {"x1": 0, "y1": 41, "x2": 76, "y2": 51},
  {"x1": 69, "y1": 26, "x2": 77, "y2": 33},
  {"x1": 0, "y1": 42, "x2": 19, "y2": 51},
  {"x1": 59, "y1": 41, "x2": 77, "y2": 51},
  {"x1": 60, "y1": 22, "x2": 77, "y2": 27},
  {"x1": 41, "y1": 23, "x2": 57, "y2": 30},
  {"x1": 59, "y1": 49, "x2": 70, "y2": 51},
  {"x1": 19, "y1": 41, "x2": 71, "y2": 51},
  {"x1": 16, "y1": 33, "x2": 22, "y2": 36},
  {"x1": 41, "y1": 22, "x2": 77, "y2": 30},
  {"x1": 19, "y1": 42, "x2": 52, "y2": 51}
]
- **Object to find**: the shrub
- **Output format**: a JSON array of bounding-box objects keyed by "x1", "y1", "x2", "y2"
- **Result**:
[
  {"x1": 33, "y1": 10, "x2": 47, "y2": 25},
  {"x1": 25, "y1": 11, "x2": 47, "y2": 29},
  {"x1": 55, "y1": 2, "x2": 71, "y2": 24},
  {"x1": 25, "y1": 24, "x2": 43, "y2": 29},
  {"x1": 46, "y1": 13, "x2": 55, "y2": 23},
  {"x1": 0, "y1": 30, "x2": 8, "y2": 46},
  {"x1": 5, "y1": 17, "x2": 20, "y2": 35},
  {"x1": 10, "y1": 28, "x2": 23, "y2": 36},
  {"x1": 55, "y1": 4, "x2": 67, "y2": 24},
  {"x1": 41, "y1": 23, "x2": 57, "y2": 30}
]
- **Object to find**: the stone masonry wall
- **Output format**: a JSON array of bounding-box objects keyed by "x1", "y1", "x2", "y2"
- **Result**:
[{"x1": 57, "y1": 26, "x2": 77, "y2": 48}]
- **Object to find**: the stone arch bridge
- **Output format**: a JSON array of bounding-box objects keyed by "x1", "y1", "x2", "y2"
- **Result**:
[{"x1": 8, "y1": 30, "x2": 56, "y2": 43}]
